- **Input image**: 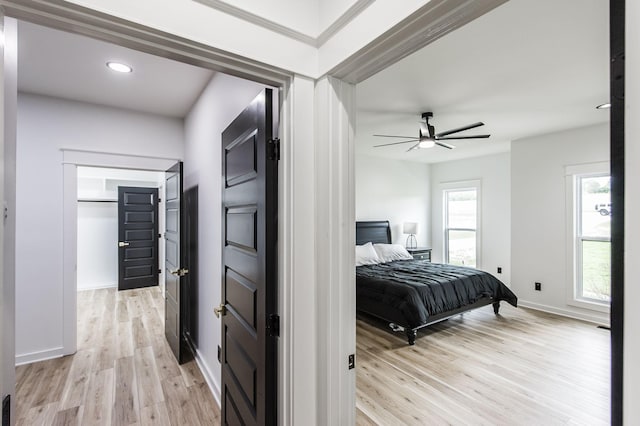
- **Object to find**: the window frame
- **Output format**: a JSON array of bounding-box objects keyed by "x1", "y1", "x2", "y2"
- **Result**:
[
  {"x1": 442, "y1": 180, "x2": 481, "y2": 269},
  {"x1": 565, "y1": 162, "x2": 611, "y2": 312}
]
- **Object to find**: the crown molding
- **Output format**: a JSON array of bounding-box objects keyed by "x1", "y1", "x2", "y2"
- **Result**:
[
  {"x1": 328, "y1": 0, "x2": 507, "y2": 84},
  {"x1": 193, "y1": 0, "x2": 374, "y2": 48},
  {"x1": 316, "y1": 0, "x2": 375, "y2": 46}
]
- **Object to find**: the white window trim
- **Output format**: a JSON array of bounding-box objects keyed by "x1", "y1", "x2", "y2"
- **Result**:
[
  {"x1": 564, "y1": 161, "x2": 611, "y2": 313},
  {"x1": 441, "y1": 179, "x2": 482, "y2": 269}
]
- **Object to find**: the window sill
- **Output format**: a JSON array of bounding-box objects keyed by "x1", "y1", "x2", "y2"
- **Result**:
[{"x1": 567, "y1": 298, "x2": 611, "y2": 314}]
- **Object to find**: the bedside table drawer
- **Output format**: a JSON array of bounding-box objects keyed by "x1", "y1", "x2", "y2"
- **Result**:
[
  {"x1": 413, "y1": 252, "x2": 431, "y2": 261},
  {"x1": 407, "y1": 248, "x2": 431, "y2": 261}
]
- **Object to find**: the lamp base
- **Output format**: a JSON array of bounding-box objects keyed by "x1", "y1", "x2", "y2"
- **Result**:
[{"x1": 406, "y1": 234, "x2": 417, "y2": 249}]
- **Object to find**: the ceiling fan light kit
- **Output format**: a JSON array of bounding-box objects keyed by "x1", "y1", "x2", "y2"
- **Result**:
[{"x1": 373, "y1": 111, "x2": 491, "y2": 152}]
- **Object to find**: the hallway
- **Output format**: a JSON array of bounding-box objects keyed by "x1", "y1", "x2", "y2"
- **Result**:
[{"x1": 14, "y1": 287, "x2": 220, "y2": 425}]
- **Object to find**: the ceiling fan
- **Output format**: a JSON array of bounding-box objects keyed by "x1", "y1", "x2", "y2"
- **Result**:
[{"x1": 373, "y1": 112, "x2": 490, "y2": 151}]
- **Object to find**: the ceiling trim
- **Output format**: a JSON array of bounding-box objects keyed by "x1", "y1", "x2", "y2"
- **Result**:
[
  {"x1": 193, "y1": 0, "x2": 317, "y2": 45},
  {"x1": 0, "y1": 0, "x2": 294, "y2": 87},
  {"x1": 316, "y1": 0, "x2": 375, "y2": 46},
  {"x1": 193, "y1": 0, "x2": 375, "y2": 47},
  {"x1": 328, "y1": 0, "x2": 508, "y2": 84}
]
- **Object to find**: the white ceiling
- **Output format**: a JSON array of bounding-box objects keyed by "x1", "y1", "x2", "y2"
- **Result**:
[
  {"x1": 356, "y1": 0, "x2": 610, "y2": 163},
  {"x1": 17, "y1": 21, "x2": 214, "y2": 118}
]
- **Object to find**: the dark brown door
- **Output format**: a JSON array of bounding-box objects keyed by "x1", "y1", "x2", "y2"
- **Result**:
[
  {"x1": 220, "y1": 88, "x2": 278, "y2": 425},
  {"x1": 117, "y1": 186, "x2": 159, "y2": 291},
  {"x1": 164, "y1": 162, "x2": 189, "y2": 363}
]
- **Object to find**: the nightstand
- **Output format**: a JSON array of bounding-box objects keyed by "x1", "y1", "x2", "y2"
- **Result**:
[{"x1": 406, "y1": 247, "x2": 432, "y2": 261}]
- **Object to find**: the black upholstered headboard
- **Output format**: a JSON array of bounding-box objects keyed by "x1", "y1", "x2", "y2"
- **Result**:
[{"x1": 356, "y1": 221, "x2": 392, "y2": 245}]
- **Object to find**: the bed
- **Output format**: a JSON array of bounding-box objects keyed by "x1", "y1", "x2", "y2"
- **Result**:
[{"x1": 356, "y1": 221, "x2": 518, "y2": 345}]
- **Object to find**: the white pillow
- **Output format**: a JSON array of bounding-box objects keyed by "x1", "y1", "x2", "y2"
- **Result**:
[
  {"x1": 373, "y1": 243, "x2": 413, "y2": 263},
  {"x1": 355, "y1": 242, "x2": 381, "y2": 266}
]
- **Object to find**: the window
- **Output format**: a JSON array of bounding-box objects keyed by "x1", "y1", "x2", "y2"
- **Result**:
[
  {"x1": 443, "y1": 181, "x2": 480, "y2": 268},
  {"x1": 576, "y1": 174, "x2": 611, "y2": 302},
  {"x1": 566, "y1": 163, "x2": 610, "y2": 310}
]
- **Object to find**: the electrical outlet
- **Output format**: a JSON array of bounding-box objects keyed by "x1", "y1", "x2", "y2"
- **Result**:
[
  {"x1": 497, "y1": 267, "x2": 502, "y2": 274},
  {"x1": 535, "y1": 282, "x2": 542, "y2": 291}
]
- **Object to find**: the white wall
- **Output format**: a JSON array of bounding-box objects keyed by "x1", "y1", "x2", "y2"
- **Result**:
[
  {"x1": 430, "y1": 152, "x2": 511, "y2": 284},
  {"x1": 16, "y1": 93, "x2": 183, "y2": 363},
  {"x1": 77, "y1": 202, "x2": 118, "y2": 290},
  {"x1": 76, "y1": 167, "x2": 163, "y2": 291},
  {"x1": 183, "y1": 72, "x2": 267, "y2": 403},
  {"x1": 511, "y1": 123, "x2": 609, "y2": 324},
  {"x1": 355, "y1": 154, "x2": 430, "y2": 246},
  {"x1": 625, "y1": 1, "x2": 640, "y2": 421}
]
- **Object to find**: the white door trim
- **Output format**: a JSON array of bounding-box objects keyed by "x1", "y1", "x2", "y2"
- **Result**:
[{"x1": 60, "y1": 150, "x2": 180, "y2": 356}]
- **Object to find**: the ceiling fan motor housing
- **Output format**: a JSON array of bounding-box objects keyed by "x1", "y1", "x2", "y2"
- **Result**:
[{"x1": 420, "y1": 112, "x2": 435, "y2": 138}]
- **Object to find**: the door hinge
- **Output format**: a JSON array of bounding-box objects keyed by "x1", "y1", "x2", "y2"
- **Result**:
[
  {"x1": 267, "y1": 314, "x2": 280, "y2": 337},
  {"x1": 157, "y1": 269, "x2": 162, "y2": 275},
  {"x1": 348, "y1": 354, "x2": 355, "y2": 370},
  {"x1": 267, "y1": 138, "x2": 280, "y2": 161}
]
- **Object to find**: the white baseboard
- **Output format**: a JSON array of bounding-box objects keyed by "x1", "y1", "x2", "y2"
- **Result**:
[
  {"x1": 194, "y1": 348, "x2": 221, "y2": 409},
  {"x1": 518, "y1": 299, "x2": 610, "y2": 326},
  {"x1": 77, "y1": 282, "x2": 117, "y2": 291},
  {"x1": 16, "y1": 347, "x2": 65, "y2": 366}
]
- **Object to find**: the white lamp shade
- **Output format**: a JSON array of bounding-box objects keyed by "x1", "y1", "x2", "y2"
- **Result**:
[{"x1": 403, "y1": 222, "x2": 418, "y2": 234}]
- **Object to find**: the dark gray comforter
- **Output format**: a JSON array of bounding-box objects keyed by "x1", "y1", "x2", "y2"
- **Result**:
[{"x1": 356, "y1": 260, "x2": 518, "y2": 329}]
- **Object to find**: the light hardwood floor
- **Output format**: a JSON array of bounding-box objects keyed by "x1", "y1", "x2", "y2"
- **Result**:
[
  {"x1": 356, "y1": 304, "x2": 610, "y2": 426},
  {"x1": 15, "y1": 287, "x2": 220, "y2": 426}
]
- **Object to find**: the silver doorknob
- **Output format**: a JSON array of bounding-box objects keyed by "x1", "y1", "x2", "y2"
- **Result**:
[
  {"x1": 170, "y1": 268, "x2": 189, "y2": 277},
  {"x1": 118, "y1": 241, "x2": 130, "y2": 247},
  {"x1": 214, "y1": 303, "x2": 226, "y2": 318}
]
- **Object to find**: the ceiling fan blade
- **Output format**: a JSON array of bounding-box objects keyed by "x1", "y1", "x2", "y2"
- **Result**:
[
  {"x1": 406, "y1": 142, "x2": 420, "y2": 152},
  {"x1": 435, "y1": 122, "x2": 484, "y2": 138},
  {"x1": 373, "y1": 139, "x2": 419, "y2": 148},
  {"x1": 436, "y1": 134, "x2": 490, "y2": 140},
  {"x1": 373, "y1": 134, "x2": 416, "y2": 139},
  {"x1": 435, "y1": 141, "x2": 455, "y2": 150}
]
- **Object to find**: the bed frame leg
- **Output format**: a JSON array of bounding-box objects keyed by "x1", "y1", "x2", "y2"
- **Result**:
[
  {"x1": 406, "y1": 329, "x2": 417, "y2": 345},
  {"x1": 493, "y1": 301, "x2": 501, "y2": 315}
]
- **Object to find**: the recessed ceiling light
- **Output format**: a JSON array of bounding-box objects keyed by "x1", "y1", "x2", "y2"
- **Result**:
[
  {"x1": 596, "y1": 103, "x2": 611, "y2": 109},
  {"x1": 106, "y1": 61, "x2": 133, "y2": 73}
]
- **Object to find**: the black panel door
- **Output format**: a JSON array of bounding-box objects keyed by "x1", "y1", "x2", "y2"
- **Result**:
[
  {"x1": 117, "y1": 186, "x2": 159, "y2": 291},
  {"x1": 164, "y1": 162, "x2": 189, "y2": 363},
  {"x1": 184, "y1": 186, "x2": 199, "y2": 353},
  {"x1": 220, "y1": 88, "x2": 278, "y2": 425}
]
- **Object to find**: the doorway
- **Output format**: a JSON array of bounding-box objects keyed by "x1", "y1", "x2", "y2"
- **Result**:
[
  {"x1": 77, "y1": 166, "x2": 165, "y2": 293},
  {"x1": 10, "y1": 16, "x2": 284, "y2": 424},
  {"x1": 352, "y1": 0, "x2": 615, "y2": 423}
]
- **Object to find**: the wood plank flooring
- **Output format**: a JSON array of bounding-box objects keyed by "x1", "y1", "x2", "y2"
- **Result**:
[
  {"x1": 16, "y1": 288, "x2": 610, "y2": 425},
  {"x1": 356, "y1": 304, "x2": 610, "y2": 425},
  {"x1": 15, "y1": 287, "x2": 220, "y2": 426}
]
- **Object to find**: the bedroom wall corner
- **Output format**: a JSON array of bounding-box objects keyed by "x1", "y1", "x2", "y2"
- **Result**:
[{"x1": 510, "y1": 123, "x2": 609, "y2": 324}]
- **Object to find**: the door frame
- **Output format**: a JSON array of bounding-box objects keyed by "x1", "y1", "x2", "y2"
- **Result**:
[{"x1": 61, "y1": 150, "x2": 178, "y2": 356}]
